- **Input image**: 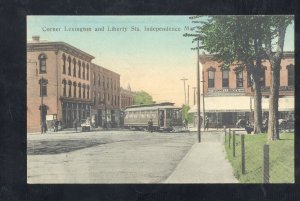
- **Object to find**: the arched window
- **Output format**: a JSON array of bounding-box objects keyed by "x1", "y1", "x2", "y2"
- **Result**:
[
  {"x1": 73, "y1": 81, "x2": 77, "y2": 98},
  {"x1": 207, "y1": 67, "x2": 216, "y2": 88},
  {"x1": 78, "y1": 61, "x2": 81, "y2": 78},
  {"x1": 62, "y1": 54, "x2": 66, "y2": 74},
  {"x1": 87, "y1": 85, "x2": 90, "y2": 99},
  {"x1": 38, "y1": 53, "x2": 47, "y2": 74},
  {"x1": 68, "y1": 80, "x2": 72, "y2": 97},
  {"x1": 62, "y1": 79, "x2": 67, "y2": 96},
  {"x1": 287, "y1": 64, "x2": 294, "y2": 86},
  {"x1": 78, "y1": 83, "x2": 81, "y2": 98},
  {"x1": 86, "y1": 64, "x2": 89, "y2": 80},
  {"x1": 67, "y1": 56, "x2": 71, "y2": 75},
  {"x1": 82, "y1": 84, "x2": 86, "y2": 99},
  {"x1": 82, "y1": 63, "x2": 86, "y2": 79},
  {"x1": 39, "y1": 78, "x2": 48, "y2": 96},
  {"x1": 73, "y1": 58, "x2": 76, "y2": 77},
  {"x1": 93, "y1": 72, "x2": 96, "y2": 85}
]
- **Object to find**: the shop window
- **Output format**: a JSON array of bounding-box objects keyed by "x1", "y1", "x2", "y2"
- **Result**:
[
  {"x1": 38, "y1": 53, "x2": 47, "y2": 73},
  {"x1": 222, "y1": 70, "x2": 229, "y2": 88}
]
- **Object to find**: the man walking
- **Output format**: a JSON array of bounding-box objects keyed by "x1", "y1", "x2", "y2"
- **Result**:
[
  {"x1": 73, "y1": 119, "x2": 78, "y2": 133},
  {"x1": 205, "y1": 116, "x2": 209, "y2": 131}
]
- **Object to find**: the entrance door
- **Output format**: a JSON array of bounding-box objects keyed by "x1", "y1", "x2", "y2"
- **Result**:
[{"x1": 222, "y1": 112, "x2": 234, "y2": 127}]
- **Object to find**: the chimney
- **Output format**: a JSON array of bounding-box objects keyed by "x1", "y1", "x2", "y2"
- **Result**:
[{"x1": 32, "y1": 36, "x2": 40, "y2": 42}]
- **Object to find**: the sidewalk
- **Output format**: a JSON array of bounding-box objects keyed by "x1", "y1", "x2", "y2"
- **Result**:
[
  {"x1": 164, "y1": 132, "x2": 238, "y2": 183},
  {"x1": 27, "y1": 127, "x2": 127, "y2": 135}
]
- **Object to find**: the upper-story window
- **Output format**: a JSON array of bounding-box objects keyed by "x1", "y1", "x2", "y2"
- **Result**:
[
  {"x1": 93, "y1": 72, "x2": 96, "y2": 85},
  {"x1": 73, "y1": 58, "x2": 76, "y2": 77},
  {"x1": 82, "y1": 84, "x2": 86, "y2": 99},
  {"x1": 287, "y1": 64, "x2": 294, "y2": 86},
  {"x1": 103, "y1": 76, "x2": 105, "y2": 88},
  {"x1": 67, "y1": 56, "x2": 71, "y2": 76},
  {"x1": 86, "y1": 64, "x2": 89, "y2": 80},
  {"x1": 82, "y1": 63, "x2": 86, "y2": 80},
  {"x1": 98, "y1": 74, "x2": 101, "y2": 86},
  {"x1": 38, "y1": 53, "x2": 47, "y2": 74},
  {"x1": 111, "y1": 78, "x2": 113, "y2": 89},
  {"x1": 260, "y1": 66, "x2": 266, "y2": 87},
  {"x1": 236, "y1": 70, "x2": 243, "y2": 88},
  {"x1": 93, "y1": 91, "x2": 96, "y2": 105},
  {"x1": 222, "y1": 70, "x2": 229, "y2": 88},
  {"x1": 73, "y1": 82, "x2": 77, "y2": 98},
  {"x1": 62, "y1": 79, "x2": 67, "y2": 96},
  {"x1": 39, "y1": 78, "x2": 48, "y2": 96},
  {"x1": 78, "y1": 61, "x2": 81, "y2": 78},
  {"x1": 78, "y1": 83, "x2": 81, "y2": 98},
  {"x1": 87, "y1": 85, "x2": 90, "y2": 99},
  {"x1": 62, "y1": 54, "x2": 66, "y2": 74},
  {"x1": 68, "y1": 80, "x2": 72, "y2": 97},
  {"x1": 98, "y1": 92, "x2": 100, "y2": 104},
  {"x1": 207, "y1": 67, "x2": 216, "y2": 88}
]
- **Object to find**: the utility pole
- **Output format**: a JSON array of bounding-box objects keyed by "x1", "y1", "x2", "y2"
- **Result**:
[
  {"x1": 193, "y1": 87, "x2": 196, "y2": 105},
  {"x1": 40, "y1": 75, "x2": 44, "y2": 133},
  {"x1": 181, "y1": 78, "x2": 188, "y2": 105},
  {"x1": 197, "y1": 40, "x2": 201, "y2": 143}
]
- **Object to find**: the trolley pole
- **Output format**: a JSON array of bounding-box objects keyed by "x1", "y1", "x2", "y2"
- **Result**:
[{"x1": 197, "y1": 40, "x2": 201, "y2": 143}]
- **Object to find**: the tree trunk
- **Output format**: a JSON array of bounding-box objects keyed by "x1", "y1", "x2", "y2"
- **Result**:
[
  {"x1": 253, "y1": 80, "x2": 263, "y2": 133},
  {"x1": 268, "y1": 60, "x2": 280, "y2": 140}
]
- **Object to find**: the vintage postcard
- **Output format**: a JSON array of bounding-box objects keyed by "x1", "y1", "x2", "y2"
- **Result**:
[{"x1": 27, "y1": 15, "x2": 294, "y2": 183}]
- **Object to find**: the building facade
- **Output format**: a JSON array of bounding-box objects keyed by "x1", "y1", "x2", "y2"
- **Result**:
[
  {"x1": 90, "y1": 63, "x2": 120, "y2": 128},
  {"x1": 189, "y1": 52, "x2": 294, "y2": 128},
  {"x1": 120, "y1": 85, "x2": 135, "y2": 110},
  {"x1": 27, "y1": 36, "x2": 95, "y2": 132}
]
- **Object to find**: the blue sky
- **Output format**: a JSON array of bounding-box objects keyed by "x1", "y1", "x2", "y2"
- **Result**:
[{"x1": 27, "y1": 16, "x2": 294, "y2": 106}]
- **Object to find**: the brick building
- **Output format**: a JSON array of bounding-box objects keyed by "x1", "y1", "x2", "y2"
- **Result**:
[
  {"x1": 120, "y1": 85, "x2": 135, "y2": 110},
  {"x1": 27, "y1": 36, "x2": 95, "y2": 132},
  {"x1": 90, "y1": 63, "x2": 120, "y2": 127},
  {"x1": 189, "y1": 52, "x2": 294, "y2": 128}
]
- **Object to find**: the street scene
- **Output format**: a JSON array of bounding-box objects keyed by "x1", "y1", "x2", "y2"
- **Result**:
[{"x1": 27, "y1": 16, "x2": 294, "y2": 183}]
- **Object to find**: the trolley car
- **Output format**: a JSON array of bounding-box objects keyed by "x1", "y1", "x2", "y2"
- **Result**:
[{"x1": 124, "y1": 102, "x2": 184, "y2": 132}]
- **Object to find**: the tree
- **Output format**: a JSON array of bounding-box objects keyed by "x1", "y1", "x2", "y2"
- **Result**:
[
  {"x1": 184, "y1": 16, "x2": 265, "y2": 133},
  {"x1": 262, "y1": 16, "x2": 293, "y2": 140},
  {"x1": 182, "y1": 104, "x2": 193, "y2": 123},
  {"x1": 133, "y1": 91, "x2": 153, "y2": 105}
]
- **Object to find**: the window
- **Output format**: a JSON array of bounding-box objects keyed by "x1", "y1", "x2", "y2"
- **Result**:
[
  {"x1": 208, "y1": 70, "x2": 215, "y2": 88},
  {"x1": 87, "y1": 85, "x2": 90, "y2": 99},
  {"x1": 78, "y1": 83, "x2": 81, "y2": 98},
  {"x1": 222, "y1": 70, "x2": 229, "y2": 88},
  {"x1": 247, "y1": 72, "x2": 252, "y2": 87},
  {"x1": 260, "y1": 67, "x2": 266, "y2": 87},
  {"x1": 62, "y1": 79, "x2": 66, "y2": 96},
  {"x1": 78, "y1": 61, "x2": 81, "y2": 78},
  {"x1": 93, "y1": 73, "x2": 96, "y2": 85},
  {"x1": 83, "y1": 84, "x2": 86, "y2": 99},
  {"x1": 73, "y1": 58, "x2": 76, "y2": 77},
  {"x1": 98, "y1": 92, "x2": 101, "y2": 103},
  {"x1": 86, "y1": 64, "x2": 89, "y2": 80},
  {"x1": 67, "y1": 57, "x2": 71, "y2": 75},
  {"x1": 287, "y1": 64, "x2": 294, "y2": 86},
  {"x1": 73, "y1": 82, "x2": 77, "y2": 98},
  {"x1": 236, "y1": 71, "x2": 243, "y2": 88},
  {"x1": 68, "y1": 80, "x2": 72, "y2": 97},
  {"x1": 39, "y1": 78, "x2": 48, "y2": 96},
  {"x1": 93, "y1": 91, "x2": 96, "y2": 104},
  {"x1": 98, "y1": 75, "x2": 101, "y2": 86},
  {"x1": 82, "y1": 63, "x2": 85, "y2": 79},
  {"x1": 38, "y1": 53, "x2": 47, "y2": 73},
  {"x1": 62, "y1": 54, "x2": 66, "y2": 74}
]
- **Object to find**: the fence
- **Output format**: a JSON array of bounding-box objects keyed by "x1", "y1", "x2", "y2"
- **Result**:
[{"x1": 223, "y1": 127, "x2": 294, "y2": 183}]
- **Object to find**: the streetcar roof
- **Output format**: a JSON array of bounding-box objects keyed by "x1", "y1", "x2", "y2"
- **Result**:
[{"x1": 125, "y1": 105, "x2": 181, "y2": 112}]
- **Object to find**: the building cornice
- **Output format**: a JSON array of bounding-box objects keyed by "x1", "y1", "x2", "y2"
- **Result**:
[{"x1": 27, "y1": 42, "x2": 95, "y2": 62}]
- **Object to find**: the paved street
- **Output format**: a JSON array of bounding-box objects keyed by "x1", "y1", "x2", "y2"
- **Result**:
[{"x1": 27, "y1": 130, "x2": 197, "y2": 183}]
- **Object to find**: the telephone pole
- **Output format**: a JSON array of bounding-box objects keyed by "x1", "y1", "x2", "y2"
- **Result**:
[
  {"x1": 197, "y1": 40, "x2": 201, "y2": 143},
  {"x1": 180, "y1": 78, "x2": 188, "y2": 105},
  {"x1": 187, "y1": 84, "x2": 190, "y2": 106}
]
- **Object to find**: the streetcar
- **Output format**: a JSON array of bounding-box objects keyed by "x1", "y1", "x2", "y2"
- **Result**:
[{"x1": 123, "y1": 102, "x2": 184, "y2": 132}]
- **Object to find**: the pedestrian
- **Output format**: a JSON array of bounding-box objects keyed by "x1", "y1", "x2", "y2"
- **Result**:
[
  {"x1": 41, "y1": 120, "x2": 47, "y2": 134},
  {"x1": 73, "y1": 119, "x2": 78, "y2": 132},
  {"x1": 205, "y1": 116, "x2": 209, "y2": 131},
  {"x1": 54, "y1": 120, "x2": 59, "y2": 132},
  {"x1": 148, "y1": 119, "x2": 153, "y2": 133}
]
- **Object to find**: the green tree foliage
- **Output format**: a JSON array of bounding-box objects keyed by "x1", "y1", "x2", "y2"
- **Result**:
[
  {"x1": 133, "y1": 91, "x2": 153, "y2": 105},
  {"x1": 182, "y1": 104, "x2": 193, "y2": 123}
]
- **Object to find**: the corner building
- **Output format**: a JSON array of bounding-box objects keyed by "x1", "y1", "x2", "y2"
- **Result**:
[{"x1": 27, "y1": 36, "x2": 94, "y2": 132}]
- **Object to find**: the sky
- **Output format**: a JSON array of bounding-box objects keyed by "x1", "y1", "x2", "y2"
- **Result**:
[{"x1": 27, "y1": 16, "x2": 294, "y2": 106}]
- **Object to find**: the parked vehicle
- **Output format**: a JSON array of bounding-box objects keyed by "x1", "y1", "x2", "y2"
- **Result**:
[
  {"x1": 124, "y1": 102, "x2": 184, "y2": 132},
  {"x1": 81, "y1": 119, "x2": 91, "y2": 132}
]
